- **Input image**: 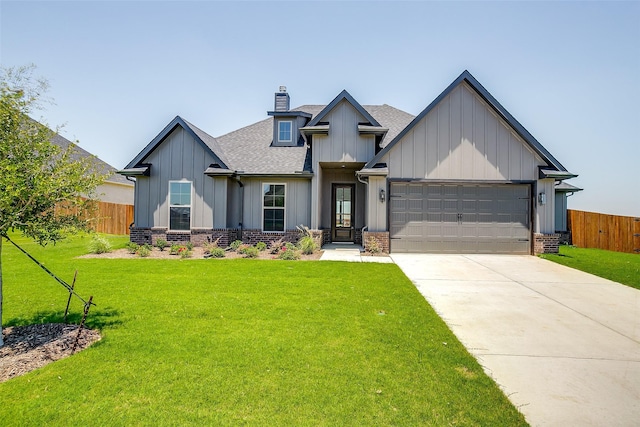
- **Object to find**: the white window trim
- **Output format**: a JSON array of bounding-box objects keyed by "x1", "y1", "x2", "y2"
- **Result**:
[
  {"x1": 168, "y1": 180, "x2": 192, "y2": 231},
  {"x1": 278, "y1": 120, "x2": 293, "y2": 143},
  {"x1": 261, "y1": 182, "x2": 286, "y2": 233}
]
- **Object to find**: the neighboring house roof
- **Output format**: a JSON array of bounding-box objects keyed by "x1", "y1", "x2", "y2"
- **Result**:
[
  {"x1": 50, "y1": 132, "x2": 132, "y2": 186},
  {"x1": 365, "y1": 70, "x2": 571, "y2": 174}
]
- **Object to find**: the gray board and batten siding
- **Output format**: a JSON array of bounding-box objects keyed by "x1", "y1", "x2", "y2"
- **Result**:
[
  {"x1": 133, "y1": 126, "x2": 227, "y2": 229},
  {"x1": 311, "y1": 99, "x2": 379, "y2": 164},
  {"x1": 234, "y1": 178, "x2": 311, "y2": 231},
  {"x1": 382, "y1": 82, "x2": 548, "y2": 181}
]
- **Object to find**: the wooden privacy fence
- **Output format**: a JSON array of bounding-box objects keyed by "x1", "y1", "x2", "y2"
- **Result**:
[
  {"x1": 57, "y1": 200, "x2": 134, "y2": 235},
  {"x1": 568, "y1": 209, "x2": 640, "y2": 254}
]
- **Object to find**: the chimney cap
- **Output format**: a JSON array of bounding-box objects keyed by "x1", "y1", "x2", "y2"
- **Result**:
[{"x1": 279, "y1": 85, "x2": 287, "y2": 93}]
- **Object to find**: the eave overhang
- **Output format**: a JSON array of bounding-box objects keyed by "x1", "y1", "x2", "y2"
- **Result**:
[
  {"x1": 267, "y1": 111, "x2": 313, "y2": 119},
  {"x1": 358, "y1": 125, "x2": 388, "y2": 138},
  {"x1": 118, "y1": 164, "x2": 150, "y2": 176},
  {"x1": 204, "y1": 167, "x2": 235, "y2": 176},
  {"x1": 356, "y1": 163, "x2": 389, "y2": 177},
  {"x1": 300, "y1": 125, "x2": 330, "y2": 136},
  {"x1": 234, "y1": 171, "x2": 314, "y2": 179},
  {"x1": 555, "y1": 182, "x2": 583, "y2": 193},
  {"x1": 357, "y1": 168, "x2": 388, "y2": 177},
  {"x1": 539, "y1": 168, "x2": 578, "y2": 180}
]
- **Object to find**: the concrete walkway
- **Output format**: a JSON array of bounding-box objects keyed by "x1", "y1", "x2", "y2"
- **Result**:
[
  {"x1": 319, "y1": 243, "x2": 393, "y2": 263},
  {"x1": 392, "y1": 254, "x2": 640, "y2": 427}
]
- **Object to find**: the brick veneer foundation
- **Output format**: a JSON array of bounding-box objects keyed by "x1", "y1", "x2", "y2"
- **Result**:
[
  {"x1": 362, "y1": 231, "x2": 390, "y2": 254},
  {"x1": 130, "y1": 226, "x2": 372, "y2": 249},
  {"x1": 534, "y1": 233, "x2": 560, "y2": 254}
]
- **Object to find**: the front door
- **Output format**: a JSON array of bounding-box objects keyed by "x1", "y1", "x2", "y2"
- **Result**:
[{"x1": 332, "y1": 184, "x2": 355, "y2": 242}]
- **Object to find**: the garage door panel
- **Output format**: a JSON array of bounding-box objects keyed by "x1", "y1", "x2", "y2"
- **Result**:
[{"x1": 390, "y1": 183, "x2": 531, "y2": 254}]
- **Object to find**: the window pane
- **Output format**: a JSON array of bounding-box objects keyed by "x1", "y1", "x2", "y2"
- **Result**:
[
  {"x1": 263, "y1": 208, "x2": 284, "y2": 232},
  {"x1": 278, "y1": 121, "x2": 292, "y2": 142},
  {"x1": 264, "y1": 195, "x2": 275, "y2": 207},
  {"x1": 170, "y1": 182, "x2": 191, "y2": 206},
  {"x1": 170, "y1": 207, "x2": 190, "y2": 230},
  {"x1": 274, "y1": 195, "x2": 285, "y2": 207},
  {"x1": 274, "y1": 185, "x2": 285, "y2": 196}
]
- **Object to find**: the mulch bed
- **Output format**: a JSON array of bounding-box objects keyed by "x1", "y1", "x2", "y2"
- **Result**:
[
  {"x1": 0, "y1": 323, "x2": 101, "y2": 383},
  {"x1": 79, "y1": 247, "x2": 324, "y2": 260}
]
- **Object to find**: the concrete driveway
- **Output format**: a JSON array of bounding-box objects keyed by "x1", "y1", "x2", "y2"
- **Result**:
[{"x1": 391, "y1": 254, "x2": 640, "y2": 427}]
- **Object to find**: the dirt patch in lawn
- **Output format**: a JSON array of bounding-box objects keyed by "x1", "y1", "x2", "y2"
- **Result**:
[
  {"x1": 79, "y1": 247, "x2": 324, "y2": 260},
  {"x1": 0, "y1": 323, "x2": 101, "y2": 383}
]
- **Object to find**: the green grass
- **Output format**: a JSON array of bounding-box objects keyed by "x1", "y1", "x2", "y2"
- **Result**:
[
  {"x1": 541, "y1": 245, "x2": 640, "y2": 290},
  {"x1": 1, "y1": 234, "x2": 527, "y2": 426}
]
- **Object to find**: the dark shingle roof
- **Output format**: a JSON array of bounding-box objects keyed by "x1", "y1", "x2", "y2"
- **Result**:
[{"x1": 214, "y1": 104, "x2": 414, "y2": 175}]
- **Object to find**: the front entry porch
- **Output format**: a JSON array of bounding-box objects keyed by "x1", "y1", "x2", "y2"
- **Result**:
[{"x1": 315, "y1": 162, "x2": 366, "y2": 244}]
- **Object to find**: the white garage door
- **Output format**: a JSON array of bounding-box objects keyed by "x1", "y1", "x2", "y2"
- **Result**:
[{"x1": 390, "y1": 183, "x2": 531, "y2": 254}]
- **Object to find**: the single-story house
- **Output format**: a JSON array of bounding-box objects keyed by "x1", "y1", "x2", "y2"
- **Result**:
[{"x1": 120, "y1": 70, "x2": 579, "y2": 254}]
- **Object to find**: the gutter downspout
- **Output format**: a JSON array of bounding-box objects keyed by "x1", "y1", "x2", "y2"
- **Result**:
[
  {"x1": 125, "y1": 175, "x2": 136, "y2": 230},
  {"x1": 235, "y1": 176, "x2": 244, "y2": 240}
]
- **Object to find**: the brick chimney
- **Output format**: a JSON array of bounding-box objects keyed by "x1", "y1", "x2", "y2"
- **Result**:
[{"x1": 274, "y1": 86, "x2": 290, "y2": 112}]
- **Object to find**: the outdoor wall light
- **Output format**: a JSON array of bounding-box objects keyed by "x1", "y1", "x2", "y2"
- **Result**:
[
  {"x1": 379, "y1": 188, "x2": 386, "y2": 203},
  {"x1": 538, "y1": 192, "x2": 546, "y2": 205}
]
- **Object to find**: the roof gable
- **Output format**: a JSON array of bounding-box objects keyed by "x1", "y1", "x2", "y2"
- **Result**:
[
  {"x1": 125, "y1": 116, "x2": 229, "y2": 169},
  {"x1": 307, "y1": 90, "x2": 382, "y2": 127},
  {"x1": 365, "y1": 70, "x2": 569, "y2": 172}
]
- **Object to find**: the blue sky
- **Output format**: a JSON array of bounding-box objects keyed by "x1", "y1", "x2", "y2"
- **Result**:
[{"x1": 1, "y1": 1, "x2": 639, "y2": 216}]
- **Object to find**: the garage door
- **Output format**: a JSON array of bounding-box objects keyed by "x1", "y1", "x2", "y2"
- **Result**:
[{"x1": 390, "y1": 183, "x2": 531, "y2": 254}]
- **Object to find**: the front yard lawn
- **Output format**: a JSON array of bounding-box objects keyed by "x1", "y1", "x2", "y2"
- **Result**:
[
  {"x1": 0, "y1": 234, "x2": 526, "y2": 426},
  {"x1": 541, "y1": 245, "x2": 640, "y2": 290}
]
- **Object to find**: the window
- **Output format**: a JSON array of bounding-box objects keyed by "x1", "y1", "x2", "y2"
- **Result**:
[
  {"x1": 263, "y1": 183, "x2": 285, "y2": 232},
  {"x1": 169, "y1": 181, "x2": 191, "y2": 230},
  {"x1": 278, "y1": 121, "x2": 292, "y2": 143}
]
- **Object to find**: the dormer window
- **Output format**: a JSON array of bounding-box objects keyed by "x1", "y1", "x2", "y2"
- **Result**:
[{"x1": 278, "y1": 121, "x2": 292, "y2": 143}]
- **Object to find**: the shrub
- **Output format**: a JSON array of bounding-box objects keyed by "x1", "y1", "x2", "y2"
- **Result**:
[
  {"x1": 243, "y1": 246, "x2": 259, "y2": 258},
  {"x1": 269, "y1": 238, "x2": 284, "y2": 254},
  {"x1": 169, "y1": 244, "x2": 181, "y2": 255},
  {"x1": 137, "y1": 245, "x2": 151, "y2": 257},
  {"x1": 185, "y1": 241, "x2": 194, "y2": 251},
  {"x1": 256, "y1": 241, "x2": 267, "y2": 252},
  {"x1": 298, "y1": 235, "x2": 317, "y2": 255},
  {"x1": 125, "y1": 241, "x2": 139, "y2": 254},
  {"x1": 278, "y1": 248, "x2": 300, "y2": 260},
  {"x1": 284, "y1": 242, "x2": 296, "y2": 251},
  {"x1": 88, "y1": 235, "x2": 112, "y2": 254},
  {"x1": 365, "y1": 236, "x2": 381, "y2": 254},
  {"x1": 209, "y1": 247, "x2": 226, "y2": 258},
  {"x1": 155, "y1": 239, "x2": 168, "y2": 251},
  {"x1": 204, "y1": 237, "x2": 222, "y2": 252},
  {"x1": 230, "y1": 240, "x2": 243, "y2": 251},
  {"x1": 179, "y1": 247, "x2": 192, "y2": 258}
]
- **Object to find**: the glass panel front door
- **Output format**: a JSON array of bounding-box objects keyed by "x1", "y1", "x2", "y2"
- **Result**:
[{"x1": 332, "y1": 184, "x2": 355, "y2": 242}]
